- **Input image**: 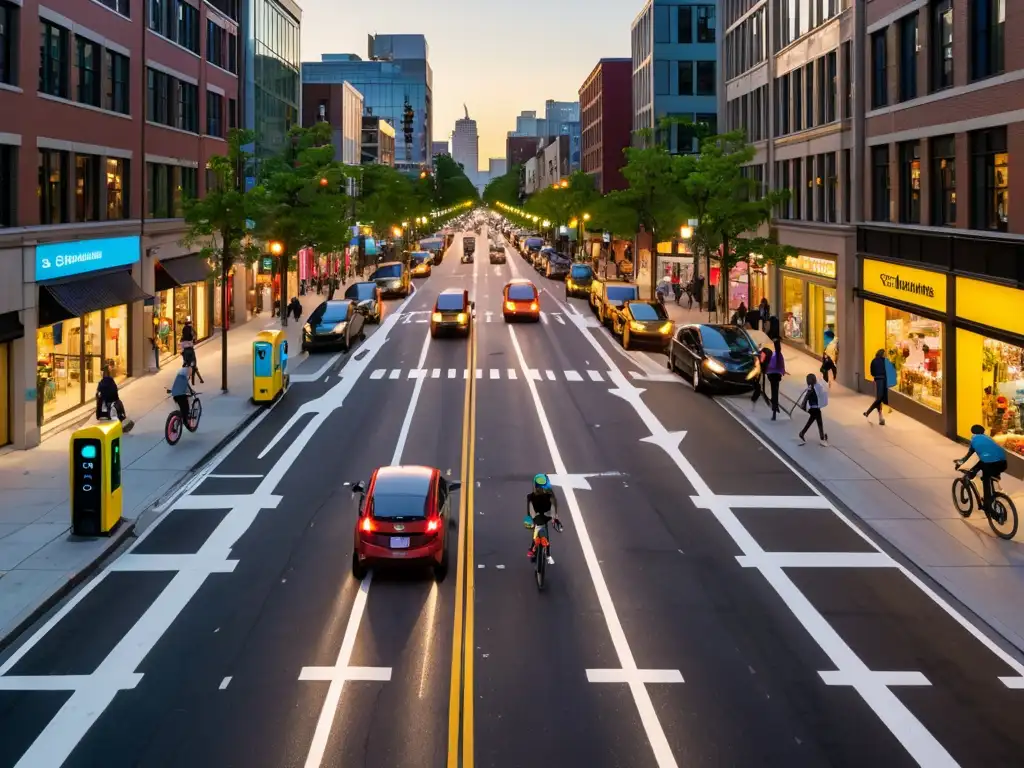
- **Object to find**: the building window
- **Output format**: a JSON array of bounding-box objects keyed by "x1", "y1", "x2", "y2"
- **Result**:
[
  {"x1": 97, "y1": 0, "x2": 130, "y2": 16},
  {"x1": 75, "y1": 37, "x2": 100, "y2": 106},
  {"x1": 0, "y1": 145, "x2": 14, "y2": 227},
  {"x1": 654, "y1": 5, "x2": 670, "y2": 43},
  {"x1": 678, "y1": 6, "x2": 692, "y2": 44},
  {"x1": 38, "y1": 149, "x2": 68, "y2": 224},
  {"x1": 206, "y1": 20, "x2": 223, "y2": 67},
  {"x1": 105, "y1": 51, "x2": 129, "y2": 114},
  {"x1": 825, "y1": 151, "x2": 837, "y2": 223},
  {"x1": 695, "y1": 61, "x2": 715, "y2": 95},
  {"x1": 696, "y1": 5, "x2": 715, "y2": 43},
  {"x1": 228, "y1": 97, "x2": 237, "y2": 128},
  {"x1": 0, "y1": 1, "x2": 15, "y2": 87},
  {"x1": 39, "y1": 21, "x2": 68, "y2": 98},
  {"x1": 654, "y1": 60, "x2": 669, "y2": 95},
  {"x1": 814, "y1": 154, "x2": 825, "y2": 220},
  {"x1": 825, "y1": 50, "x2": 837, "y2": 122},
  {"x1": 971, "y1": 0, "x2": 1005, "y2": 81},
  {"x1": 931, "y1": 0, "x2": 954, "y2": 91},
  {"x1": 805, "y1": 62, "x2": 814, "y2": 129},
  {"x1": 176, "y1": 0, "x2": 199, "y2": 53},
  {"x1": 842, "y1": 40, "x2": 852, "y2": 118},
  {"x1": 147, "y1": 68, "x2": 167, "y2": 123},
  {"x1": 149, "y1": 0, "x2": 165, "y2": 34},
  {"x1": 676, "y1": 121, "x2": 695, "y2": 155},
  {"x1": 792, "y1": 158, "x2": 802, "y2": 218},
  {"x1": 792, "y1": 68, "x2": 802, "y2": 131},
  {"x1": 899, "y1": 13, "x2": 918, "y2": 101},
  {"x1": 804, "y1": 154, "x2": 814, "y2": 220},
  {"x1": 930, "y1": 135, "x2": 956, "y2": 226},
  {"x1": 177, "y1": 81, "x2": 198, "y2": 132},
  {"x1": 970, "y1": 127, "x2": 1009, "y2": 232},
  {"x1": 177, "y1": 166, "x2": 197, "y2": 214},
  {"x1": 899, "y1": 141, "x2": 921, "y2": 224},
  {"x1": 870, "y1": 30, "x2": 887, "y2": 109},
  {"x1": 815, "y1": 57, "x2": 826, "y2": 126},
  {"x1": 206, "y1": 90, "x2": 223, "y2": 137},
  {"x1": 147, "y1": 163, "x2": 170, "y2": 218},
  {"x1": 777, "y1": 74, "x2": 790, "y2": 134},
  {"x1": 678, "y1": 61, "x2": 693, "y2": 95},
  {"x1": 778, "y1": 159, "x2": 791, "y2": 219},
  {"x1": 871, "y1": 145, "x2": 890, "y2": 221},
  {"x1": 75, "y1": 153, "x2": 101, "y2": 222},
  {"x1": 106, "y1": 157, "x2": 127, "y2": 219},
  {"x1": 696, "y1": 113, "x2": 716, "y2": 139},
  {"x1": 227, "y1": 33, "x2": 237, "y2": 73}
]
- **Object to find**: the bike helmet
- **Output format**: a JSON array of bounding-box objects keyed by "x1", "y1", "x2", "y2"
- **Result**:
[{"x1": 533, "y1": 473, "x2": 552, "y2": 491}]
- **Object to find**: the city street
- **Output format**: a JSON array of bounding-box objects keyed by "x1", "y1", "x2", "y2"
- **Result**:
[{"x1": 2, "y1": 224, "x2": 1024, "y2": 768}]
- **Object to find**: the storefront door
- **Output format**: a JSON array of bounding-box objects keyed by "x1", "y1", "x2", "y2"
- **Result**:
[{"x1": 807, "y1": 284, "x2": 837, "y2": 356}]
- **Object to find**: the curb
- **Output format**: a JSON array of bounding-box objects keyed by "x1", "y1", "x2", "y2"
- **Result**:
[{"x1": 0, "y1": 403, "x2": 265, "y2": 656}]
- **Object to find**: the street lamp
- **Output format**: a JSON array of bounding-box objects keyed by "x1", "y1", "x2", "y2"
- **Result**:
[
  {"x1": 560, "y1": 179, "x2": 568, "y2": 188},
  {"x1": 680, "y1": 225, "x2": 693, "y2": 239}
]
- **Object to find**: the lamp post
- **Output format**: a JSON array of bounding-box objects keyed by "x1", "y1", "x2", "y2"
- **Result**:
[{"x1": 269, "y1": 240, "x2": 285, "y2": 324}]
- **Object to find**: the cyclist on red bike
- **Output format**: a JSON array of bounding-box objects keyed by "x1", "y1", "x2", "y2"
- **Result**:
[{"x1": 955, "y1": 424, "x2": 1008, "y2": 516}]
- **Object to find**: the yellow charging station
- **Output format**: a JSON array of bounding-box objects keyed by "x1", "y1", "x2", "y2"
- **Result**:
[
  {"x1": 69, "y1": 420, "x2": 123, "y2": 536},
  {"x1": 252, "y1": 329, "x2": 290, "y2": 404}
]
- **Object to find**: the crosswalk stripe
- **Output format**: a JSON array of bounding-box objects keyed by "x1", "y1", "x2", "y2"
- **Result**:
[
  {"x1": 431, "y1": 368, "x2": 440, "y2": 378},
  {"x1": 507, "y1": 368, "x2": 517, "y2": 379},
  {"x1": 370, "y1": 369, "x2": 386, "y2": 380},
  {"x1": 545, "y1": 370, "x2": 556, "y2": 381},
  {"x1": 389, "y1": 369, "x2": 401, "y2": 379},
  {"x1": 489, "y1": 368, "x2": 499, "y2": 379},
  {"x1": 565, "y1": 370, "x2": 583, "y2": 381},
  {"x1": 464, "y1": 369, "x2": 469, "y2": 379},
  {"x1": 409, "y1": 369, "x2": 425, "y2": 378},
  {"x1": 448, "y1": 368, "x2": 456, "y2": 379},
  {"x1": 476, "y1": 369, "x2": 483, "y2": 379},
  {"x1": 528, "y1": 368, "x2": 542, "y2": 380},
  {"x1": 587, "y1": 370, "x2": 603, "y2": 381}
]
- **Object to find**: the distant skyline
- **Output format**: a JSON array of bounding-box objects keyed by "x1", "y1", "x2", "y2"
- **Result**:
[{"x1": 299, "y1": 0, "x2": 636, "y2": 172}]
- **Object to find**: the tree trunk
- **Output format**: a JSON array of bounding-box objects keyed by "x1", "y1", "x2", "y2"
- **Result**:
[{"x1": 221, "y1": 243, "x2": 230, "y2": 392}]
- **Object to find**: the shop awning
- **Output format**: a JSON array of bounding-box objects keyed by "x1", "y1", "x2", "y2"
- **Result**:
[
  {"x1": 0, "y1": 310, "x2": 23, "y2": 343},
  {"x1": 155, "y1": 254, "x2": 212, "y2": 291},
  {"x1": 39, "y1": 270, "x2": 150, "y2": 326}
]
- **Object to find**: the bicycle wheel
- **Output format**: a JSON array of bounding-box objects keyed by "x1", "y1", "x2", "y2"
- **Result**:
[
  {"x1": 987, "y1": 493, "x2": 1019, "y2": 540},
  {"x1": 186, "y1": 398, "x2": 202, "y2": 432},
  {"x1": 165, "y1": 412, "x2": 183, "y2": 445},
  {"x1": 951, "y1": 477, "x2": 974, "y2": 517},
  {"x1": 535, "y1": 546, "x2": 546, "y2": 591}
]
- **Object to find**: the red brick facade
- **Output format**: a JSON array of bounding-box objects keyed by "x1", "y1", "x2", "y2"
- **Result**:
[{"x1": 579, "y1": 58, "x2": 632, "y2": 195}]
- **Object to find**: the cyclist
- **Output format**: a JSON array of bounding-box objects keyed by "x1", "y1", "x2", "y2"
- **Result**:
[
  {"x1": 525, "y1": 473, "x2": 561, "y2": 561},
  {"x1": 169, "y1": 364, "x2": 195, "y2": 427},
  {"x1": 955, "y1": 424, "x2": 1008, "y2": 516}
]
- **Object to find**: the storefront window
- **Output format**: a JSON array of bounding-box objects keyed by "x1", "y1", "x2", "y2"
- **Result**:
[
  {"x1": 83, "y1": 310, "x2": 103, "y2": 391},
  {"x1": 104, "y1": 304, "x2": 128, "y2": 381},
  {"x1": 37, "y1": 321, "x2": 82, "y2": 419},
  {"x1": 808, "y1": 284, "x2": 837, "y2": 356},
  {"x1": 885, "y1": 307, "x2": 943, "y2": 412},
  {"x1": 981, "y1": 338, "x2": 1024, "y2": 459},
  {"x1": 155, "y1": 288, "x2": 175, "y2": 360},
  {"x1": 174, "y1": 285, "x2": 192, "y2": 341},
  {"x1": 194, "y1": 280, "x2": 209, "y2": 338},
  {"x1": 783, "y1": 276, "x2": 804, "y2": 340}
]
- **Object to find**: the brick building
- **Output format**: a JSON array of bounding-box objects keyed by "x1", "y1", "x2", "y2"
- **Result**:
[{"x1": 579, "y1": 58, "x2": 633, "y2": 194}]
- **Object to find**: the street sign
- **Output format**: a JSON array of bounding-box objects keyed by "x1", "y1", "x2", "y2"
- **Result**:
[{"x1": 262, "y1": 257, "x2": 273, "y2": 271}]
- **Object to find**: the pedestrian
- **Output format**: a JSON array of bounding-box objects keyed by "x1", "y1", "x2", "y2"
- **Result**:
[
  {"x1": 863, "y1": 348, "x2": 890, "y2": 425},
  {"x1": 671, "y1": 271, "x2": 682, "y2": 304},
  {"x1": 182, "y1": 344, "x2": 205, "y2": 385},
  {"x1": 796, "y1": 373, "x2": 829, "y2": 446},
  {"x1": 95, "y1": 365, "x2": 134, "y2": 432},
  {"x1": 684, "y1": 279, "x2": 694, "y2": 309},
  {"x1": 289, "y1": 296, "x2": 302, "y2": 321},
  {"x1": 693, "y1": 275, "x2": 705, "y2": 311},
  {"x1": 758, "y1": 298, "x2": 770, "y2": 330},
  {"x1": 731, "y1": 302, "x2": 747, "y2": 326},
  {"x1": 765, "y1": 337, "x2": 786, "y2": 420},
  {"x1": 179, "y1": 316, "x2": 195, "y2": 351}
]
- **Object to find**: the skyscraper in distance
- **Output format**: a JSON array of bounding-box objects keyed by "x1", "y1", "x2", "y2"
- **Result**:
[{"x1": 451, "y1": 105, "x2": 479, "y2": 186}]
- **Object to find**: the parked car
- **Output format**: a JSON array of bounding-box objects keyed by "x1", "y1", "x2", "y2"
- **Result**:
[
  {"x1": 431, "y1": 288, "x2": 474, "y2": 338},
  {"x1": 502, "y1": 279, "x2": 541, "y2": 322},
  {"x1": 667, "y1": 323, "x2": 760, "y2": 393},
  {"x1": 369, "y1": 261, "x2": 411, "y2": 298},
  {"x1": 543, "y1": 250, "x2": 571, "y2": 279},
  {"x1": 565, "y1": 263, "x2": 594, "y2": 298},
  {"x1": 410, "y1": 251, "x2": 433, "y2": 277},
  {"x1": 609, "y1": 300, "x2": 673, "y2": 351},
  {"x1": 350, "y1": 465, "x2": 460, "y2": 581},
  {"x1": 343, "y1": 281, "x2": 383, "y2": 323},
  {"x1": 302, "y1": 299, "x2": 366, "y2": 352},
  {"x1": 591, "y1": 280, "x2": 640, "y2": 327}
]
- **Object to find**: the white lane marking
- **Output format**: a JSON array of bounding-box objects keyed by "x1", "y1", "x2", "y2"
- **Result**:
[
  {"x1": 540, "y1": 312, "x2": 549, "y2": 324},
  {"x1": 553, "y1": 313, "x2": 565, "y2": 325},
  {"x1": 507, "y1": 368, "x2": 517, "y2": 379},
  {"x1": 485, "y1": 311, "x2": 494, "y2": 323},
  {"x1": 415, "y1": 318, "x2": 428, "y2": 323},
  {"x1": 431, "y1": 368, "x2": 441, "y2": 378},
  {"x1": 290, "y1": 352, "x2": 344, "y2": 383},
  {"x1": 463, "y1": 368, "x2": 469, "y2": 379},
  {"x1": 544, "y1": 370, "x2": 556, "y2": 381},
  {"x1": 696, "y1": 494, "x2": 832, "y2": 509},
  {"x1": 476, "y1": 368, "x2": 483, "y2": 379},
  {"x1": 370, "y1": 369, "x2": 386, "y2": 379},
  {"x1": 587, "y1": 370, "x2": 603, "y2": 381},
  {"x1": 489, "y1": 368, "x2": 499, "y2": 379},
  {"x1": 628, "y1": 370, "x2": 642, "y2": 379},
  {"x1": 736, "y1": 552, "x2": 895, "y2": 569},
  {"x1": 389, "y1": 369, "x2": 401, "y2": 379},
  {"x1": 207, "y1": 474, "x2": 264, "y2": 479},
  {"x1": 564, "y1": 370, "x2": 583, "y2": 382},
  {"x1": 528, "y1": 368, "x2": 541, "y2": 381},
  {"x1": 219, "y1": 677, "x2": 232, "y2": 690},
  {"x1": 506, "y1": 325, "x2": 682, "y2": 768},
  {"x1": 448, "y1": 368, "x2": 456, "y2": 379},
  {"x1": 587, "y1": 669, "x2": 684, "y2": 684}
]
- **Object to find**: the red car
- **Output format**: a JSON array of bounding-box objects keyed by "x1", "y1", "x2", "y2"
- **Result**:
[
  {"x1": 351, "y1": 466, "x2": 460, "y2": 581},
  {"x1": 503, "y1": 279, "x2": 540, "y2": 322}
]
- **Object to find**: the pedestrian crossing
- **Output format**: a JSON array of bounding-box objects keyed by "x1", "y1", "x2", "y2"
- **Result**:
[{"x1": 364, "y1": 367, "x2": 648, "y2": 383}]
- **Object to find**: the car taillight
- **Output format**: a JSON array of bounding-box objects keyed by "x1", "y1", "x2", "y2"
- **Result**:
[
  {"x1": 431, "y1": 311, "x2": 442, "y2": 322},
  {"x1": 360, "y1": 517, "x2": 374, "y2": 533},
  {"x1": 426, "y1": 519, "x2": 439, "y2": 532},
  {"x1": 529, "y1": 301, "x2": 538, "y2": 311},
  {"x1": 505, "y1": 300, "x2": 515, "y2": 311}
]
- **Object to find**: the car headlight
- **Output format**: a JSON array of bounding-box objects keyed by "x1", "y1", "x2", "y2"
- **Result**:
[
  {"x1": 457, "y1": 312, "x2": 467, "y2": 324},
  {"x1": 659, "y1": 322, "x2": 673, "y2": 334},
  {"x1": 390, "y1": 280, "x2": 401, "y2": 288},
  {"x1": 334, "y1": 322, "x2": 347, "y2": 333},
  {"x1": 704, "y1": 358, "x2": 726, "y2": 374},
  {"x1": 629, "y1": 321, "x2": 645, "y2": 332},
  {"x1": 746, "y1": 360, "x2": 761, "y2": 380},
  {"x1": 431, "y1": 312, "x2": 442, "y2": 322},
  {"x1": 303, "y1": 323, "x2": 311, "y2": 334}
]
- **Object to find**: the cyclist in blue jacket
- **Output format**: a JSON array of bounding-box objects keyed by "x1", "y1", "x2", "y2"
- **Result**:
[{"x1": 955, "y1": 424, "x2": 1008, "y2": 516}]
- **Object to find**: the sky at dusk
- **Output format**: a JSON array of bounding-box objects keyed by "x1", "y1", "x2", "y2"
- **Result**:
[{"x1": 299, "y1": 0, "x2": 639, "y2": 172}]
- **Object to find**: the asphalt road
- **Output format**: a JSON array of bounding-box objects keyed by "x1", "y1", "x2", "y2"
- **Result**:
[{"x1": 2, "y1": 219, "x2": 1024, "y2": 768}]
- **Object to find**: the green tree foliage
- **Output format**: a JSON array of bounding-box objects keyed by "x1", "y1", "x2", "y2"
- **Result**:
[
  {"x1": 359, "y1": 164, "x2": 417, "y2": 234},
  {"x1": 482, "y1": 166, "x2": 522, "y2": 207},
  {"x1": 524, "y1": 171, "x2": 600, "y2": 227},
  {"x1": 432, "y1": 154, "x2": 480, "y2": 208}
]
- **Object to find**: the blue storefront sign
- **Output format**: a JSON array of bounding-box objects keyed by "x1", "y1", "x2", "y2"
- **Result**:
[{"x1": 36, "y1": 235, "x2": 141, "y2": 281}]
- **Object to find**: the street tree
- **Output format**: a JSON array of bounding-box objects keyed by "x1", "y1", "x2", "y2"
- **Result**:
[
  {"x1": 255, "y1": 122, "x2": 352, "y2": 324},
  {"x1": 182, "y1": 128, "x2": 262, "y2": 392},
  {"x1": 432, "y1": 154, "x2": 480, "y2": 208},
  {"x1": 482, "y1": 166, "x2": 522, "y2": 207},
  {"x1": 673, "y1": 128, "x2": 795, "y2": 316}
]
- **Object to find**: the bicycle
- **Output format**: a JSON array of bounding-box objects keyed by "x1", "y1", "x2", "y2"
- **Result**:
[
  {"x1": 164, "y1": 390, "x2": 202, "y2": 446},
  {"x1": 952, "y1": 462, "x2": 1019, "y2": 540},
  {"x1": 525, "y1": 515, "x2": 563, "y2": 591}
]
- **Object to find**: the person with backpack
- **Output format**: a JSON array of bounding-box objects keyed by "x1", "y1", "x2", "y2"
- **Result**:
[
  {"x1": 796, "y1": 373, "x2": 829, "y2": 446},
  {"x1": 764, "y1": 338, "x2": 786, "y2": 420},
  {"x1": 863, "y1": 348, "x2": 891, "y2": 425},
  {"x1": 179, "y1": 317, "x2": 204, "y2": 385}
]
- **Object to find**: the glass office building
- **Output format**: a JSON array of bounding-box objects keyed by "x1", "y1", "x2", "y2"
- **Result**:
[
  {"x1": 302, "y1": 35, "x2": 432, "y2": 174},
  {"x1": 244, "y1": 0, "x2": 302, "y2": 161}
]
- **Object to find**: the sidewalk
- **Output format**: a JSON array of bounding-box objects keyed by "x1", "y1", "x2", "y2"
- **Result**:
[
  {"x1": 0, "y1": 292, "x2": 324, "y2": 648},
  {"x1": 658, "y1": 301, "x2": 1024, "y2": 651}
]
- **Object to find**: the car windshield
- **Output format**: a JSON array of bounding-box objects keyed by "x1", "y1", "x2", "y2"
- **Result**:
[
  {"x1": 436, "y1": 293, "x2": 465, "y2": 311},
  {"x1": 412, "y1": 252, "x2": 429, "y2": 263},
  {"x1": 606, "y1": 286, "x2": 639, "y2": 302},
  {"x1": 570, "y1": 265, "x2": 593, "y2": 279},
  {"x1": 372, "y1": 264, "x2": 403, "y2": 279},
  {"x1": 345, "y1": 283, "x2": 376, "y2": 301},
  {"x1": 371, "y1": 473, "x2": 431, "y2": 519},
  {"x1": 700, "y1": 326, "x2": 756, "y2": 355},
  {"x1": 313, "y1": 302, "x2": 349, "y2": 324},
  {"x1": 526, "y1": 237, "x2": 543, "y2": 248},
  {"x1": 629, "y1": 302, "x2": 667, "y2": 321},
  {"x1": 508, "y1": 285, "x2": 536, "y2": 301}
]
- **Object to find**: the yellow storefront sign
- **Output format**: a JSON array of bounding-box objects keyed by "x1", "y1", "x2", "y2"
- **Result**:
[
  {"x1": 862, "y1": 259, "x2": 947, "y2": 313},
  {"x1": 955, "y1": 277, "x2": 1024, "y2": 338}
]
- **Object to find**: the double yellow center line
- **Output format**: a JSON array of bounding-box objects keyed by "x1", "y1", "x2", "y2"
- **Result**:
[{"x1": 448, "y1": 323, "x2": 476, "y2": 768}]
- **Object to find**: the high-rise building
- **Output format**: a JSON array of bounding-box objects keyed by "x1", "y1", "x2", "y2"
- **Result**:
[
  {"x1": 432, "y1": 141, "x2": 450, "y2": 159},
  {"x1": 362, "y1": 118, "x2": 396, "y2": 166},
  {"x1": 451, "y1": 107, "x2": 480, "y2": 185},
  {"x1": 302, "y1": 82, "x2": 365, "y2": 165},
  {"x1": 489, "y1": 159, "x2": 508, "y2": 178},
  {"x1": 302, "y1": 34, "x2": 433, "y2": 174},
  {"x1": 508, "y1": 110, "x2": 548, "y2": 138},
  {"x1": 545, "y1": 100, "x2": 580, "y2": 135},
  {"x1": 580, "y1": 58, "x2": 633, "y2": 193},
  {"x1": 632, "y1": 0, "x2": 718, "y2": 152},
  {"x1": 243, "y1": 0, "x2": 302, "y2": 162},
  {"x1": 0, "y1": 0, "x2": 245, "y2": 448}
]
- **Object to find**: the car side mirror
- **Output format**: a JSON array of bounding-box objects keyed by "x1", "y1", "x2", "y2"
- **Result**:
[
  {"x1": 448, "y1": 482, "x2": 462, "y2": 492},
  {"x1": 470, "y1": 301, "x2": 475, "y2": 309},
  {"x1": 352, "y1": 481, "x2": 365, "y2": 494}
]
